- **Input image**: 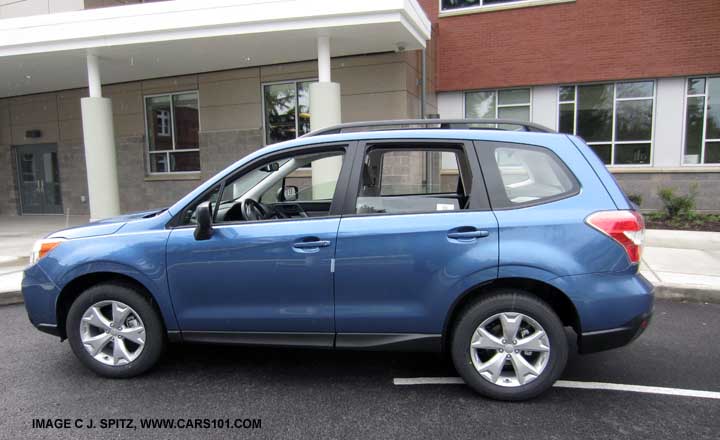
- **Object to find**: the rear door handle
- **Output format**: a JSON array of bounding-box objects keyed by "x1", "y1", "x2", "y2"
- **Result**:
[
  {"x1": 293, "y1": 240, "x2": 331, "y2": 249},
  {"x1": 447, "y1": 230, "x2": 490, "y2": 240}
]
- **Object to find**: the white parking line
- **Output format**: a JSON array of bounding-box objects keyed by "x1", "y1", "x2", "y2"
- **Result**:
[{"x1": 392, "y1": 377, "x2": 720, "y2": 400}]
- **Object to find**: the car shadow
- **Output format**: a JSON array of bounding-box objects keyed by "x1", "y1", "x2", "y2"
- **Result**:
[{"x1": 150, "y1": 328, "x2": 602, "y2": 385}]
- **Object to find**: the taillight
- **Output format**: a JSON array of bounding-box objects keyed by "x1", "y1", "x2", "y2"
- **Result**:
[{"x1": 585, "y1": 210, "x2": 645, "y2": 264}]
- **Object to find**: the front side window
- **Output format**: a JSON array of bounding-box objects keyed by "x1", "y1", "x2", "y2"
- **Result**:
[
  {"x1": 263, "y1": 80, "x2": 313, "y2": 145},
  {"x1": 465, "y1": 88, "x2": 531, "y2": 124},
  {"x1": 145, "y1": 91, "x2": 200, "y2": 173},
  {"x1": 356, "y1": 148, "x2": 471, "y2": 215},
  {"x1": 490, "y1": 145, "x2": 579, "y2": 207},
  {"x1": 180, "y1": 150, "x2": 345, "y2": 225},
  {"x1": 684, "y1": 77, "x2": 720, "y2": 164},
  {"x1": 558, "y1": 81, "x2": 654, "y2": 165}
]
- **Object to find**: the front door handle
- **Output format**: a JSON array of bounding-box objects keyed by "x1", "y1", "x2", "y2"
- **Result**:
[
  {"x1": 447, "y1": 229, "x2": 490, "y2": 240},
  {"x1": 293, "y1": 240, "x2": 331, "y2": 249}
]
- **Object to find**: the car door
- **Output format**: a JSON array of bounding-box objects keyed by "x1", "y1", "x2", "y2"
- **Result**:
[
  {"x1": 166, "y1": 143, "x2": 354, "y2": 347},
  {"x1": 333, "y1": 140, "x2": 499, "y2": 348}
]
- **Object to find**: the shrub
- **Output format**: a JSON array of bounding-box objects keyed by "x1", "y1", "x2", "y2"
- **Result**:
[
  {"x1": 658, "y1": 184, "x2": 698, "y2": 219},
  {"x1": 627, "y1": 193, "x2": 643, "y2": 207}
]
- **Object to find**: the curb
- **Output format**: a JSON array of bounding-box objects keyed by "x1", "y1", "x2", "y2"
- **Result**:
[
  {"x1": 0, "y1": 291, "x2": 23, "y2": 306},
  {"x1": 653, "y1": 283, "x2": 720, "y2": 304}
]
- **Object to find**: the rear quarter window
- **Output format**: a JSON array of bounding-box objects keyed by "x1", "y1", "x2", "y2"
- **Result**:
[{"x1": 480, "y1": 142, "x2": 580, "y2": 209}]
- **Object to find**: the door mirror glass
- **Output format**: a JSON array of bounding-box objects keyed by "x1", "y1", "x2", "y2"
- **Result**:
[
  {"x1": 194, "y1": 201, "x2": 214, "y2": 240},
  {"x1": 282, "y1": 185, "x2": 299, "y2": 202},
  {"x1": 260, "y1": 162, "x2": 280, "y2": 172}
]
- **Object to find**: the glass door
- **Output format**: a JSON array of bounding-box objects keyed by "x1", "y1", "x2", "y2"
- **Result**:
[{"x1": 15, "y1": 144, "x2": 63, "y2": 214}]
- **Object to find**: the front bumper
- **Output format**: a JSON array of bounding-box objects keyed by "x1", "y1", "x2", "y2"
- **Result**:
[
  {"x1": 22, "y1": 263, "x2": 61, "y2": 337},
  {"x1": 579, "y1": 310, "x2": 652, "y2": 354}
]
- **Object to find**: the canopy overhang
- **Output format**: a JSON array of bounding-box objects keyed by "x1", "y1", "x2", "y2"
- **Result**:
[{"x1": 0, "y1": 0, "x2": 431, "y2": 98}]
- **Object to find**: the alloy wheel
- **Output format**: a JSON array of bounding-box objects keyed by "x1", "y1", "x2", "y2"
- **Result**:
[
  {"x1": 469, "y1": 312, "x2": 550, "y2": 387},
  {"x1": 79, "y1": 300, "x2": 146, "y2": 366}
]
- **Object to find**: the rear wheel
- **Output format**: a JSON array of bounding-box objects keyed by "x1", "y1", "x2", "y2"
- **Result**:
[
  {"x1": 451, "y1": 290, "x2": 568, "y2": 401},
  {"x1": 66, "y1": 282, "x2": 164, "y2": 378}
]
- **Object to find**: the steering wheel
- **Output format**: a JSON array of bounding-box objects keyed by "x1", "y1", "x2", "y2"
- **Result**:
[{"x1": 242, "y1": 198, "x2": 286, "y2": 221}]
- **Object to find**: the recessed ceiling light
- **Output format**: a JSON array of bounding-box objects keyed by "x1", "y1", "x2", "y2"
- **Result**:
[
  {"x1": 25, "y1": 74, "x2": 31, "y2": 79},
  {"x1": 245, "y1": 57, "x2": 251, "y2": 62}
]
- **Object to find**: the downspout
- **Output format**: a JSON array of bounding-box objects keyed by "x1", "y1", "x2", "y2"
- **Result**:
[{"x1": 420, "y1": 47, "x2": 427, "y2": 119}]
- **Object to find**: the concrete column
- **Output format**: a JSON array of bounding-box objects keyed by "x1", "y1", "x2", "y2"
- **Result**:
[
  {"x1": 81, "y1": 53, "x2": 120, "y2": 220},
  {"x1": 310, "y1": 36, "x2": 343, "y2": 200},
  {"x1": 86, "y1": 53, "x2": 102, "y2": 98},
  {"x1": 317, "y1": 35, "x2": 331, "y2": 83}
]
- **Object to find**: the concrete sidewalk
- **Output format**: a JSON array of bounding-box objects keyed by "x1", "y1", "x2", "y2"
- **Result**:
[
  {"x1": 0, "y1": 215, "x2": 88, "y2": 305},
  {"x1": 640, "y1": 230, "x2": 720, "y2": 303},
  {"x1": 1, "y1": 214, "x2": 719, "y2": 305}
]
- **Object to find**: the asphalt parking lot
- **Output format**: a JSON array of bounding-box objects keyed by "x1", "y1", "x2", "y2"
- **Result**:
[{"x1": 1, "y1": 299, "x2": 718, "y2": 440}]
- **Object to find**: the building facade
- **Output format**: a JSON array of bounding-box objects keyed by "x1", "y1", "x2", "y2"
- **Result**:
[
  {"x1": 423, "y1": 0, "x2": 720, "y2": 211},
  {"x1": 0, "y1": 0, "x2": 718, "y2": 217}
]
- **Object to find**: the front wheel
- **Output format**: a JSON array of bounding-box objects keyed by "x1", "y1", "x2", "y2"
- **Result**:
[
  {"x1": 451, "y1": 290, "x2": 568, "y2": 401},
  {"x1": 66, "y1": 282, "x2": 165, "y2": 378}
]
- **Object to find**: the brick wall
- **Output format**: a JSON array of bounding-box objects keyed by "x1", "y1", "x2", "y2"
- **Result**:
[{"x1": 417, "y1": 0, "x2": 720, "y2": 91}]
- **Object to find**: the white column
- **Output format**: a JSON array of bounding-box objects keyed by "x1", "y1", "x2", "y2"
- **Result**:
[
  {"x1": 80, "y1": 52, "x2": 121, "y2": 220},
  {"x1": 86, "y1": 53, "x2": 102, "y2": 98},
  {"x1": 310, "y1": 35, "x2": 343, "y2": 199},
  {"x1": 317, "y1": 35, "x2": 331, "y2": 83}
]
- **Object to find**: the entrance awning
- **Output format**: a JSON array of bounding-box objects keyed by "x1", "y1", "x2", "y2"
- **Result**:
[{"x1": 0, "y1": 0, "x2": 431, "y2": 98}]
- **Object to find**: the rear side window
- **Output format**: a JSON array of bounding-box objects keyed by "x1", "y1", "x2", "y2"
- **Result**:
[
  {"x1": 484, "y1": 143, "x2": 579, "y2": 208},
  {"x1": 355, "y1": 148, "x2": 472, "y2": 215}
]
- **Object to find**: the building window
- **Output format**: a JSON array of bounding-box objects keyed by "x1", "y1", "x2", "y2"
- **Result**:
[
  {"x1": 441, "y1": 0, "x2": 566, "y2": 12},
  {"x1": 465, "y1": 88, "x2": 531, "y2": 122},
  {"x1": 145, "y1": 91, "x2": 200, "y2": 173},
  {"x1": 558, "y1": 81, "x2": 654, "y2": 165},
  {"x1": 263, "y1": 80, "x2": 314, "y2": 145},
  {"x1": 684, "y1": 77, "x2": 720, "y2": 164}
]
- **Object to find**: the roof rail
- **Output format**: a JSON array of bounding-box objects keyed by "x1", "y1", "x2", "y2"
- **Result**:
[{"x1": 301, "y1": 118, "x2": 555, "y2": 138}]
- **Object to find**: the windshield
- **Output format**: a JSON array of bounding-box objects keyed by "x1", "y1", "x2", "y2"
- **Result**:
[{"x1": 220, "y1": 158, "x2": 291, "y2": 204}]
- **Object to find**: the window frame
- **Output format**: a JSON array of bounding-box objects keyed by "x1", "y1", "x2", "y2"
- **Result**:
[
  {"x1": 167, "y1": 141, "x2": 357, "y2": 229},
  {"x1": 341, "y1": 139, "x2": 490, "y2": 218},
  {"x1": 261, "y1": 78, "x2": 317, "y2": 146},
  {"x1": 143, "y1": 90, "x2": 201, "y2": 175},
  {"x1": 475, "y1": 140, "x2": 581, "y2": 210},
  {"x1": 439, "y1": 0, "x2": 574, "y2": 15},
  {"x1": 556, "y1": 81, "x2": 656, "y2": 167},
  {"x1": 463, "y1": 87, "x2": 532, "y2": 123},
  {"x1": 682, "y1": 76, "x2": 720, "y2": 166}
]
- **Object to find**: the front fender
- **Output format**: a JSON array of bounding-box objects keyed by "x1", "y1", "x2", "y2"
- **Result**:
[
  {"x1": 37, "y1": 229, "x2": 178, "y2": 331},
  {"x1": 56, "y1": 261, "x2": 179, "y2": 331}
]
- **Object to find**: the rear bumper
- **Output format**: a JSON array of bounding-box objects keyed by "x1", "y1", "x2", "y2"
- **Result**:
[{"x1": 579, "y1": 309, "x2": 652, "y2": 354}]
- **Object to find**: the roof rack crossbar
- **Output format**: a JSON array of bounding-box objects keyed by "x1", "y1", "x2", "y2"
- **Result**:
[{"x1": 301, "y1": 118, "x2": 554, "y2": 138}]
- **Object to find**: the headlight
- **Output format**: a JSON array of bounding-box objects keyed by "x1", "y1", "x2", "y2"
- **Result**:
[{"x1": 30, "y1": 238, "x2": 65, "y2": 265}]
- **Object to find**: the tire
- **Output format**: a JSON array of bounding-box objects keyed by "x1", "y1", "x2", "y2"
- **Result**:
[
  {"x1": 66, "y1": 282, "x2": 165, "y2": 378},
  {"x1": 451, "y1": 290, "x2": 568, "y2": 401}
]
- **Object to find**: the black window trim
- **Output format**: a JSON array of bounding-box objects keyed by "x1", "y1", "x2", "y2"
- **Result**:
[
  {"x1": 167, "y1": 140, "x2": 358, "y2": 228},
  {"x1": 474, "y1": 140, "x2": 581, "y2": 210},
  {"x1": 339, "y1": 138, "x2": 491, "y2": 218}
]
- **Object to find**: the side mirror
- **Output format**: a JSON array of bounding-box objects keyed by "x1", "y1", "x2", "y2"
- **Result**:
[
  {"x1": 260, "y1": 162, "x2": 280, "y2": 172},
  {"x1": 194, "y1": 201, "x2": 214, "y2": 240},
  {"x1": 283, "y1": 185, "x2": 299, "y2": 202}
]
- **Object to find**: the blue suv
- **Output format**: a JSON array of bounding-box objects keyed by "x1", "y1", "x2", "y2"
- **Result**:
[{"x1": 22, "y1": 119, "x2": 653, "y2": 401}]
